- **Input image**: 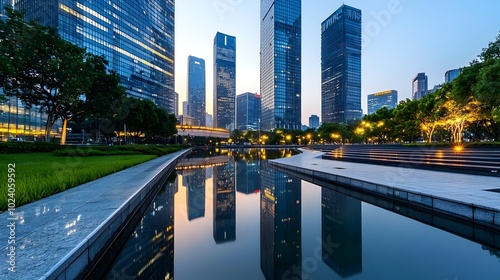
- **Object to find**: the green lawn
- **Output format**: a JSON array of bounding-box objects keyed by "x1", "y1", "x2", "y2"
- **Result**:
[{"x1": 0, "y1": 153, "x2": 157, "y2": 211}]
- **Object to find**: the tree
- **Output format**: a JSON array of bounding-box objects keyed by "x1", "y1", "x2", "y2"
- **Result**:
[
  {"x1": 392, "y1": 99, "x2": 420, "y2": 142},
  {"x1": 0, "y1": 8, "x2": 125, "y2": 144},
  {"x1": 317, "y1": 122, "x2": 348, "y2": 143}
]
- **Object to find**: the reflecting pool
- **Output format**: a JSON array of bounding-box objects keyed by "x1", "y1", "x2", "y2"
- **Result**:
[{"x1": 104, "y1": 148, "x2": 500, "y2": 280}]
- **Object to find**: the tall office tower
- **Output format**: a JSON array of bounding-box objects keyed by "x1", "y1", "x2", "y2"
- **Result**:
[
  {"x1": 445, "y1": 68, "x2": 461, "y2": 83},
  {"x1": 260, "y1": 160, "x2": 301, "y2": 279},
  {"x1": 213, "y1": 159, "x2": 236, "y2": 243},
  {"x1": 321, "y1": 4, "x2": 362, "y2": 124},
  {"x1": 187, "y1": 56, "x2": 206, "y2": 126},
  {"x1": 15, "y1": 0, "x2": 176, "y2": 113},
  {"x1": 260, "y1": 0, "x2": 301, "y2": 131},
  {"x1": 309, "y1": 114, "x2": 320, "y2": 129},
  {"x1": 367, "y1": 90, "x2": 398, "y2": 115},
  {"x1": 412, "y1": 72, "x2": 428, "y2": 100},
  {"x1": 236, "y1": 92, "x2": 261, "y2": 131},
  {"x1": 214, "y1": 32, "x2": 236, "y2": 130}
]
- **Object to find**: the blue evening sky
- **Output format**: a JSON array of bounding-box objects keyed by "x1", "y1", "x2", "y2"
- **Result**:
[{"x1": 175, "y1": 0, "x2": 500, "y2": 125}]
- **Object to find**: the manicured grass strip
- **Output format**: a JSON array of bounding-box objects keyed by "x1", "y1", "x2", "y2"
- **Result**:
[{"x1": 0, "y1": 153, "x2": 156, "y2": 211}]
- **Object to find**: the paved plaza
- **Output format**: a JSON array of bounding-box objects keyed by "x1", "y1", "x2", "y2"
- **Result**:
[{"x1": 271, "y1": 149, "x2": 500, "y2": 229}]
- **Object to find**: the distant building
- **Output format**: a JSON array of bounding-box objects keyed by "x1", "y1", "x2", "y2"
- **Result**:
[
  {"x1": 260, "y1": 0, "x2": 302, "y2": 130},
  {"x1": 301, "y1": 125, "x2": 308, "y2": 131},
  {"x1": 367, "y1": 90, "x2": 398, "y2": 115},
  {"x1": 176, "y1": 115, "x2": 199, "y2": 126},
  {"x1": 205, "y1": 113, "x2": 213, "y2": 128},
  {"x1": 188, "y1": 56, "x2": 206, "y2": 126},
  {"x1": 236, "y1": 92, "x2": 261, "y2": 131},
  {"x1": 412, "y1": 73, "x2": 428, "y2": 100},
  {"x1": 309, "y1": 115, "x2": 320, "y2": 129},
  {"x1": 445, "y1": 68, "x2": 461, "y2": 83},
  {"x1": 183, "y1": 101, "x2": 189, "y2": 116},
  {"x1": 321, "y1": 4, "x2": 362, "y2": 124},
  {"x1": 174, "y1": 92, "x2": 179, "y2": 116},
  {"x1": 213, "y1": 32, "x2": 236, "y2": 130}
]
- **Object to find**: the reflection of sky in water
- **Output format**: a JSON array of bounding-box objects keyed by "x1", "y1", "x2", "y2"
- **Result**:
[{"x1": 108, "y1": 149, "x2": 500, "y2": 280}]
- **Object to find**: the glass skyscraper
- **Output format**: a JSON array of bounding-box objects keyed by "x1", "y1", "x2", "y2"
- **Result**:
[
  {"x1": 260, "y1": 0, "x2": 301, "y2": 131},
  {"x1": 187, "y1": 55, "x2": 206, "y2": 126},
  {"x1": 412, "y1": 72, "x2": 428, "y2": 100},
  {"x1": 236, "y1": 92, "x2": 261, "y2": 131},
  {"x1": 15, "y1": 0, "x2": 176, "y2": 113},
  {"x1": 367, "y1": 90, "x2": 398, "y2": 115},
  {"x1": 321, "y1": 4, "x2": 362, "y2": 124},
  {"x1": 214, "y1": 32, "x2": 236, "y2": 130}
]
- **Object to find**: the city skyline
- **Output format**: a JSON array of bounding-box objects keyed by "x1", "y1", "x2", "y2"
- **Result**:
[{"x1": 176, "y1": 1, "x2": 500, "y2": 124}]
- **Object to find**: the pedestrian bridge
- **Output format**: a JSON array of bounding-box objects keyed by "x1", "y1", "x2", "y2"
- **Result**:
[{"x1": 176, "y1": 125, "x2": 230, "y2": 139}]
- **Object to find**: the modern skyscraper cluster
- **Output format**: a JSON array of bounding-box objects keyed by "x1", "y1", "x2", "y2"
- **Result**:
[
  {"x1": 321, "y1": 5, "x2": 362, "y2": 124},
  {"x1": 260, "y1": 0, "x2": 302, "y2": 131},
  {"x1": 367, "y1": 90, "x2": 398, "y2": 115}
]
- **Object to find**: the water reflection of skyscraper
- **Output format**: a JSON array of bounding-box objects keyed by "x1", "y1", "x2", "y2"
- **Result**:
[
  {"x1": 104, "y1": 178, "x2": 177, "y2": 279},
  {"x1": 183, "y1": 168, "x2": 206, "y2": 221},
  {"x1": 321, "y1": 188, "x2": 362, "y2": 278},
  {"x1": 213, "y1": 159, "x2": 236, "y2": 243},
  {"x1": 235, "y1": 159, "x2": 261, "y2": 194},
  {"x1": 260, "y1": 161, "x2": 302, "y2": 280}
]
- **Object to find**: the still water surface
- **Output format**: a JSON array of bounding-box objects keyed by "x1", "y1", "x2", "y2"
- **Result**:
[{"x1": 105, "y1": 148, "x2": 500, "y2": 280}]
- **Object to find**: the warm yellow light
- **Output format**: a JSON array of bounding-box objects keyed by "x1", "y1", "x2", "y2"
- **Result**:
[
  {"x1": 453, "y1": 145, "x2": 464, "y2": 152},
  {"x1": 286, "y1": 135, "x2": 292, "y2": 141}
]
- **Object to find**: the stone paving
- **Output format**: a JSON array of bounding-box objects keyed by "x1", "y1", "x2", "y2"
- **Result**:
[
  {"x1": 0, "y1": 149, "x2": 190, "y2": 280},
  {"x1": 270, "y1": 149, "x2": 500, "y2": 229}
]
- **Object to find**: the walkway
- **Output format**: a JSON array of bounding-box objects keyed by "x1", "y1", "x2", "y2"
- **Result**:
[
  {"x1": 270, "y1": 149, "x2": 500, "y2": 230},
  {"x1": 0, "y1": 149, "x2": 190, "y2": 280}
]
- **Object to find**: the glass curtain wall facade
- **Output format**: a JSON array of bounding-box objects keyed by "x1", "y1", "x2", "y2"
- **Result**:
[
  {"x1": 321, "y1": 4, "x2": 362, "y2": 124},
  {"x1": 367, "y1": 90, "x2": 398, "y2": 115},
  {"x1": 412, "y1": 72, "x2": 428, "y2": 100},
  {"x1": 260, "y1": 0, "x2": 301, "y2": 131},
  {"x1": 214, "y1": 32, "x2": 236, "y2": 130},
  {"x1": 236, "y1": 92, "x2": 261, "y2": 131},
  {"x1": 15, "y1": 0, "x2": 176, "y2": 113},
  {"x1": 187, "y1": 56, "x2": 206, "y2": 126}
]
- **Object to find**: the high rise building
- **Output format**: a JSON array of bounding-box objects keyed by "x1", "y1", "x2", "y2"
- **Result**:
[
  {"x1": 412, "y1": 73, "x2": 428, "y2": 100},
  {"x1": 367, "y1": 90, "x2": 398, "y2": 115},
  {"x1": 236, "y1": 92, "x2": 261, "y2": 131},
  {"x1": 321, "y1": 5, "x2": 362, "y2": 124},
  {"x1": 309, "y1": 114, "x2": 320, "y2": 129},
  {"x1": 187, "y1": 56, "x2": 206, "y2": 126},
  {"x1": 214, "y1": 32, "x2": 236, "y2": 130},
  {"x1": 182, "y1": 101, "x2": 189, "y2": 116},
  {"x1": 445, "y1": 68, "x2": 461, "y2": 83},
  {"x1": 260, "y1": 0, "x2": 301, "y2": 131},
  {"x1": 15, "y1": 0, "x2": 176, "y2": 113}
]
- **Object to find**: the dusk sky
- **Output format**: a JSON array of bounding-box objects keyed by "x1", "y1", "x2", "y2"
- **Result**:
[{"x1": 175, "y1": 1, "x2": 500, "y2": 125}]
